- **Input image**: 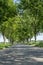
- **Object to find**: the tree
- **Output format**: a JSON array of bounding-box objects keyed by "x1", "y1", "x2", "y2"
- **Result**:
[
  {"x1": 18, "y1": 0, "x2": 43, "y2": 42},
  {"x1": 14, "y1": 15, "x2": 33, "y2": 43},
  {"x1": 0, "y1": 0, "x2": 17, "y2": 24},
  {"x1": 0, "y1": 0, "x2": 17, "y2": 42}
]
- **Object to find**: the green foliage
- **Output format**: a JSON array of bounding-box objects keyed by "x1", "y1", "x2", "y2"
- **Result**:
[
  {"x1": 0, "y1": 0, "x2": 43, "y2": 44},
  {"x1": 0, "y1": 0, "x2": 17, "y2": 43},
  {"x1": 0, "y1": 0, "x2": 17, "y2": 23},
  {"x1": 18, "y1": 0, "x2": 43, "y2": 42},
  {"x1": 35, "y1": 41, "x2": 43, "y2": 47},
  {"x1": 27, "y1": 41, "x2": 43, "y2": 47},
  {"x1": 0, "y1": 43, "x2": 11, "y2": 49}
]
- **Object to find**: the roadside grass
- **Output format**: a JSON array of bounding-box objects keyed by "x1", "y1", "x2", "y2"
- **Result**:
[
  {"x1": 35, "y1": 41, "x2": 43, "y2": 47},
  {"x1": 27, "y1": 41, "x2": 43, "y2": 47},
  {"x1": 0, "y1": 43, "x2": 12, "y2": 49},
  {"x1": 0, "y1": 41, "x2": 43, "y2": 49}
]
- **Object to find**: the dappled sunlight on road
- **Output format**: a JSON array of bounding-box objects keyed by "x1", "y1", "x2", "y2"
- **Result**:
[
  {"x1": 30, "y1": 57, "x2": 43, "y2": 62},
  {"x1": 0, "y1": 45, "x2": 43, "y2": 65}
]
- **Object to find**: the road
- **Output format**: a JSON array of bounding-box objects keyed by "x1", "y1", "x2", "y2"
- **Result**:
[{"x1": 0, "y1": 44, "x2": 43, "y2": 65}]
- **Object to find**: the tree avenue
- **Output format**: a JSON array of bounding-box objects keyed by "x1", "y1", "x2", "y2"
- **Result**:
[
  {"x1": 0, "y1": 0, "x2": 17, "y2": 43},
  {"x1": 0, "y1": 0, "x2": 43, "y2": 44},
  {"x1": 18, "y1": 0, "x2": 43, "y2": 42}
]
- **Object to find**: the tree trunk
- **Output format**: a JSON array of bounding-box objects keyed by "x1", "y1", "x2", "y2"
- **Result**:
[
  {"x1": 30, "y1": 37, "x2": 31, "y2": 42},
  {"x1": 23, "y1": 40, "x2": 25, "y2": 43},
  {"x1": 34, "y1": 34, "x2": 36, "y2": 42},
  {"x1": 26, "y1": 38, "x2": 28, "y2": 43},
  {"x1": 11, "y1": 41, "x2": 14, "y2": 45},
  {"x1": 10, "y1": 39, "x2": 14, "y2": 45},
  {"x1": 34, "y1": 17, "x2": 37, "y2": 42},
  {"x1": 34, "y1": 26, "x2": 37, "y2": 42},
  {"x1": 3, "y1": 34, "x2": 6, "y2": 44}
]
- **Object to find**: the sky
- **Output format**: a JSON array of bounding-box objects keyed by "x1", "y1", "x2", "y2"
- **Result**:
[
  {"x1": 14, "y1": 0, "x2": 20, "y2": 3},
  {"x1": 32, "y1": 33, "x2": 43, "y2": 41},
  {"x1": 0, "y1": 34, "x2": 8, "y2": 42}
]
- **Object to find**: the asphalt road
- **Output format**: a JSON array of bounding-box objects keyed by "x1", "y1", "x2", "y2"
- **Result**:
[{"x1": 0, "y1": 44, "x2": 43, "y2": 65}]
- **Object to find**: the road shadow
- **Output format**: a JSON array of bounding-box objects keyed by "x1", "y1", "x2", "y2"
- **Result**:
[{"x1": 0, "y1": 45, "x2": 43, "y2": 65}]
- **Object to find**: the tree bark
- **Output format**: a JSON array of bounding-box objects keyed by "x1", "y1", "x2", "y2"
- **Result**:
[
  {"x1": 34, "y1": 34, "x2": 36, "y2": 42},
  {"x1": 26, "y1": 38, "x2": 28, "y2": 43},
  {"x1": 10, "y1": 39, "x2": 14, "y2": 45},
  {"x1": 30, "y1": 37, "x2": 31, "y2": 42},
  {"x1": 3, "y1": 34, "x2": 6, "y2": 44},
  {"x1": 34, "y1": 21, "x2": 37, "y2": 42}
]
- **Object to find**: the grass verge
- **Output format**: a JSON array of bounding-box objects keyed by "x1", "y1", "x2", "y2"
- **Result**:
[
  {"x1": 27, "y1": 41, "x2": 43, "y2": 47},
  {"x1": 0, "y1": 43, "x2": 11, "y2": 49}
]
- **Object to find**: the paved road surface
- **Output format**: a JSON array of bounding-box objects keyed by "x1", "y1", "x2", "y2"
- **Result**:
[{"x1": 0, "y1": 44, "x2": 43, "y2": 65}]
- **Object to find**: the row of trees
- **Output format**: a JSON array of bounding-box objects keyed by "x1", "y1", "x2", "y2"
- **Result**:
[{"x1": 0, "y1": 0, "x2": 43, "y2": 44}]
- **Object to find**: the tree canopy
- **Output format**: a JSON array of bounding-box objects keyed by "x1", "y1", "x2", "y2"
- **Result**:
[{"x1": 0, "y1": 0, "x2": 43, "y2": 43}]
